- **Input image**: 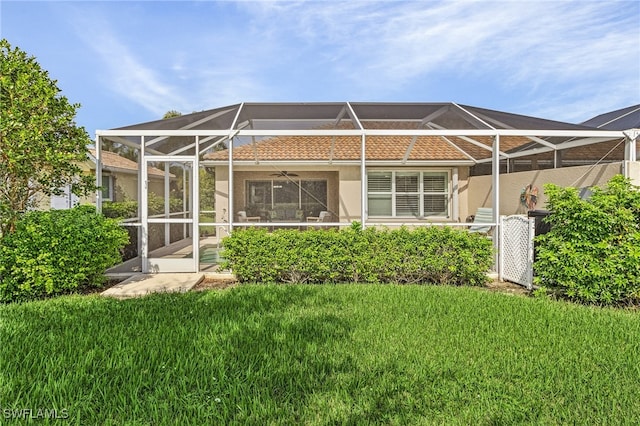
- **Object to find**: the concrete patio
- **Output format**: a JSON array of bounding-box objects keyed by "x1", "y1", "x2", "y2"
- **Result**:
[{"x1": 101, "y1": 273, "x2": 205, "y2": 298}]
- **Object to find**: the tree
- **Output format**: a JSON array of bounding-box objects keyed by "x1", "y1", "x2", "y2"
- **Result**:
[
  {"x1": 0, "y1": 39, "x2": 94, "y2": 235},
  {"x1": 163, "y1": 110, "x2": 182, "y2": 119},
  {"x1": 534, "y1": 175, "x2": 640, "y2": 305}
]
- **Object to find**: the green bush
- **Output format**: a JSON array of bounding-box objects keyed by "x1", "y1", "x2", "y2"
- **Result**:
[
  {"x1": 0, "y1": 206, "x2": 129, "y2": 302},
  {"x1": 534, "y1": 175, "x2": 640, "y2": 305},
  {"x1": 102, "y1": 195, "x2": 184, "y2": 219},
  {"x1": 221, "y1": 225, "x2": 493, "y2": 286},
  {"x1": 102, "y1": 200, "x2": 138, "y2": 219}
]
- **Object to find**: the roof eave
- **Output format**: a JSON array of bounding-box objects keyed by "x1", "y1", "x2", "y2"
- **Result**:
[{"x1": 201, "y1": 160, "x2": 476, "y2": 167}]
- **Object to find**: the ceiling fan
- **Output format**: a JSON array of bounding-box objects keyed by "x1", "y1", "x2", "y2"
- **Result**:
[{"x1": 270, "y1": 171, "x2": 299, "y2": 177}]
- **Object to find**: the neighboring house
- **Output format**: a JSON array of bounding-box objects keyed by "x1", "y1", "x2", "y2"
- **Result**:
[
  {"x1": 50, "y1": 149, "x2": 169, "y2": 209},
  {"x1": 581, "y1": 104, "x2": 640, "y2": 130},
  {"x1": 95, "y1": 102, "x2": 639, "y2": 273}
]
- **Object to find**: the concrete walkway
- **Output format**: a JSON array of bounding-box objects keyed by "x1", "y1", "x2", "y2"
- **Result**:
[{"x1": 101, "y1": 273, "x2": 204, "y2": 298}]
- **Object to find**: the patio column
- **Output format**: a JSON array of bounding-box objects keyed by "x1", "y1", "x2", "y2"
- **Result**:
[
  {"x1": 554, "y1": 149, "x2": 563, "y2": 168},
  {"x1": 140, "y1": 136, "x2": 149, "y2": 273},
  {"x1": 194, "y1": 136, "x2": 200, "y2": 272},
  {"x1": 492, "y1": 134, "x2": 500, "y2": 273},
  {"x1": 228, "y1": 135, "x2": 234, "y2": 232},
  {"x1": 624, "y1": 129, "x2": 638, "y2": 162},
  {"x1": 95, "y1": 135, "x2": 102, "y2": 213},
  {"x1": 360, "y1": 133, "x2": 366, "y2": 228},
  {"x1": 164, "y1": 163, "x2": 170, "y2": 246}
]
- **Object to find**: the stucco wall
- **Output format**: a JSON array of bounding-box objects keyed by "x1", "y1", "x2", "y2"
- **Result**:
[
  {"x1": 214, "y1": 165, "x2": 469, "y2": 223},
  {"x1": 626, "y1": 161, "x2": 640, "y2": 187},
  {"x1": 336, "y1": 167, "x2": 361, "y2": 221},
  {"x1": 214, "y1": 167, "x2": 229, "y2": 222},
  {"x1": 467, "y1": 162, "x2": 624, "y2": 215}
]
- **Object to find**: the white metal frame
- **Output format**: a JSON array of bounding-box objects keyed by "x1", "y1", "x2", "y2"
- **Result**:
[
  {"x1": 95, "y1": 102, "x2": 635, "y2": 274},
  {"x1": 143, "y1": 155, "x2": 199, "y2": 273}
]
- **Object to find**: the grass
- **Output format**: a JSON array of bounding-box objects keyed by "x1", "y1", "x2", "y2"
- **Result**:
[{"x1": 1, "y1": 285, "x2": 640, "y2": 424}]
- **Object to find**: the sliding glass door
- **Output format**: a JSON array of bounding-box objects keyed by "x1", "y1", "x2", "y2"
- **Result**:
[{"x1": 246, "y1": 179, "x2": 327, "y2": 221}]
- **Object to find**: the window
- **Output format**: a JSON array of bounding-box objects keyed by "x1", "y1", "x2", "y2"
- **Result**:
[
  {"x1": 101, "y1": 175, "x2": 114, "y2": 201},
  {"x1": 367, "y1": 171, "x2": 449, "y2": 218}
]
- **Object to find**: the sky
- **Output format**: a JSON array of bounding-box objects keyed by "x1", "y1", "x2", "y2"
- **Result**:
[{"x1": 2, "y1": 0, "x2": 639, "y2": 136}]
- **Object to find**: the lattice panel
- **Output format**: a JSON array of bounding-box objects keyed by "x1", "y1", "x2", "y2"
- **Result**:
[{"x1": 499, "y1": 215, "x2": 535, "y2": 288}]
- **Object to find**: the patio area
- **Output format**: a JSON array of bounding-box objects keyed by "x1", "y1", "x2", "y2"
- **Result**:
[
  {"x1": 95, "y1": 102, "x2": 638, "y2": 274},
  {"x1": 106, "y1": 236, "x2": 226, "y2": 278}
]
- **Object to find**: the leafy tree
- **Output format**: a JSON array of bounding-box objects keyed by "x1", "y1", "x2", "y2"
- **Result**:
[
  {"x1": 163, "y1": 110, "x2": 182, "y2": 119},
  {"x1": 534, "y1": 175, "x2": 640, "y2": 305},
  {"x1": 0, "y1": 39, "x2": 94, "y2": 235}
]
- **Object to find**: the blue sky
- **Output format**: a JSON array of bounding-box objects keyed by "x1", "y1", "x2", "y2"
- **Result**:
[{"x1": 2, "y1": 1, "x2": 639, "y2": 135}]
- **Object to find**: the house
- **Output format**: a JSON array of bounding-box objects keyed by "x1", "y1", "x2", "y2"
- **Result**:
[
  {"x1": 50, "y1": 149, "x2": 170, "y2": 209},
  {"x1": 581, "y1": 104, "x2": 640, "y2": 130},
  {"x1": 95, "y1": 102, "x2": 639, "y2": 273}
]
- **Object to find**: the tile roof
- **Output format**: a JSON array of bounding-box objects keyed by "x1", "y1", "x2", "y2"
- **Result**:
[
  {"x1": 89, "y1": 149, "x2": 168, "y2": 177},
  {"x1": 203, "y1": 119, "x2": 624, "y2": 163},
  {"x1": 203, "y1": 133, "x2": 550, "y2": 162}
]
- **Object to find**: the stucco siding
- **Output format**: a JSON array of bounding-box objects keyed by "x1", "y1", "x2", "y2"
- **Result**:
[
  {"x1": 214, "y1": 165, "x2": 468, "y2": 224},
  {"x1": 626, "y1": 161, "x2": 640, "y2": 187},
  {"x1": 467, "y1": 162, "x2": 624, "y2": 215}
]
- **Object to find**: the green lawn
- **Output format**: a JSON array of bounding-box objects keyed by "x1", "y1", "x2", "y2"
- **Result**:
[{"x1": 1, "y1": 285, "x2": 639, "y2": 425}]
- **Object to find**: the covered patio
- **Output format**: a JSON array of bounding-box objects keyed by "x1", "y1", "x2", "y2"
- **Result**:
[{"x1": 95, "y1": 102, "x2": 637, "y2": 274}]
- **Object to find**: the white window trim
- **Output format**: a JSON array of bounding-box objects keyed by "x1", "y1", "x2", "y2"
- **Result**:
[{"x1": 367, "y1": 169, "x2": 452, "y2": 219}]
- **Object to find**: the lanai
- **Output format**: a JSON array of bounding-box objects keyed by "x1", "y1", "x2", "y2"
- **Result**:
[{"x1": 96, "y1": 102, "x2": 636, "y2": 273}]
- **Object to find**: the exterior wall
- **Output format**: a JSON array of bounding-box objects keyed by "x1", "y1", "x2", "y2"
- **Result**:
[
  {"x1": 457, "y1": 167, "x2": 470, "y2": 222},
  {"x1": 336, "y1": 166, "x2": 361, "y2": 222},
  {"x1": 214, "y1": 167, "x2": 229, "y2": 223},
  {"x1": 625, "y1": 161, "x2": 640, "y2": 187},
  {"x1": 214, "y1": 165, "x2": 469, "y2": 224},
  {"x1": 467, "y1": 162, "x2": 624, "y2": 215}
]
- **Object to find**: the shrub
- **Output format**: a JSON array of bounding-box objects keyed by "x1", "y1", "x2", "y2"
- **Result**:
[
  {"x1": 102, "y1": 196, "x2": 184, "y2": 219},
  {"x1": 0, "y1": 206, "x2": 129, "y2": 302},
  {"x1": 221, "y1": 225, "x2": 493, "y2": 286},
  {"x1": 534, "y1": 175, "x2": 640, "y2": 305},
  {"x1": 102, "y1": 196, "x2": 185, "y2": 261},
  {"x1": 102, "y1": 200, "x2": 138, "y2": 219}
]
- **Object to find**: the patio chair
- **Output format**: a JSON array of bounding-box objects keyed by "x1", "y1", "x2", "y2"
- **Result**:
[
  {"x1": 237, "y1": 210, "x2": 261, "y2": 222},
  {"x1": 306, "y1": 211, "x2": 331, "y2": 222},
  {"x1": 468, "y1": 207, "x2": 494, "y2": 233}
]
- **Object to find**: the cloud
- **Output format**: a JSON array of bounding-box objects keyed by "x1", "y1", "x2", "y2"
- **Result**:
[
  {"x1": 234, "y1": 1, "x2": 639, "y2": 119},
  {"x1": 65, "y1": 5, "x2": 191, "y2": 117},
  {"x1": 65, "y1": 0, "x2": 638, "y2": 123}
]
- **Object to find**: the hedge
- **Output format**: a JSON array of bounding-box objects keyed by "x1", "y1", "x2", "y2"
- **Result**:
[
  {"x1": 0, "y1": 206, "x2": 129, "y2": 302},
  {"x1": 221, "y1": 224, "x2": 493, "y2": 286},
  {"x1": 534, "y1": 175, "x2": 640, "y2": 305}
]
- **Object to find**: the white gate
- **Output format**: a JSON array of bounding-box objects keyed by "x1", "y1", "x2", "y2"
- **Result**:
[{"x1": 499, "y1": 215, "x2": 535, "y2": 289}]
